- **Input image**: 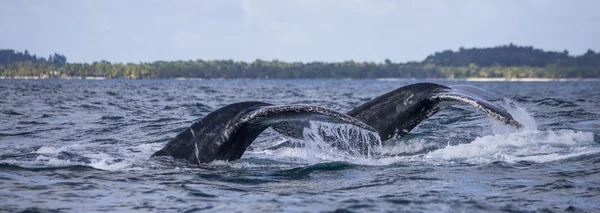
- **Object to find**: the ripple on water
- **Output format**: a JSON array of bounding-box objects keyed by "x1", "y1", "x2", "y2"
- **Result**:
[{"x1": 0, "y1": 80, "x2": 599, "y2": 212}]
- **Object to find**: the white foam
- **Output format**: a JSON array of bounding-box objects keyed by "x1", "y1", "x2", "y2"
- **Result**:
[
  {"x1": 47, "y1": 158, "x2": 75, "y2": 166},
  {"x1": 89, "y1": 158, "x2": 133, "y2": 171},
  {"x1": 34, "y1": 146, "x2": 66, "y2": 154},
  {"x1": 374, "y1": 138, "x2": 435, "y2": 156},
  {"x1": 22, "y1": 141, "x2": 167, "y2": 171},
  {"x1": 84, "y1": 143, "x2": 165, "y2": 171},
  {"x1": 132, "y1": 143, "x2": 163, "y2": 154},
  {"x1": 263, "y1": 147, "x2": 350, "y2": 164},
  {"x1": 32, "y1": 155, "x2": 83, "y2": 167},
  {"x1": 426, "y1": 130, "x2": 596, "y2": 164}
]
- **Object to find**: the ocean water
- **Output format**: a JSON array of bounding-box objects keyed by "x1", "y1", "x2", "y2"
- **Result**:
[{"x1": 0, "y1": 79, "x2": 599, "y2": 213}]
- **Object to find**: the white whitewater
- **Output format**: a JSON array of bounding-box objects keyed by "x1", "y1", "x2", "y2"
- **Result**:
[{"x1": 427, "y1": 100, "x2": 597, "y2": 164}]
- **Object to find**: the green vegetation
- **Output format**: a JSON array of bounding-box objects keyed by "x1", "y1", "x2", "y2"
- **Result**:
[{"x1": 2, "y1": 44, "x2": 599, "y2": 79}]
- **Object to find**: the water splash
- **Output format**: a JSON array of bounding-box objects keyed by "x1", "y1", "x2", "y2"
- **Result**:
[
  {"x1": 490, "y1": 99, "x2": 538, "y2": 134},
  {"x1": 264, "y1": 121, "x2": 383, "y2": 163},
  {"x1": 300, "y1": 121, "x2": 382, "y2": 157}
]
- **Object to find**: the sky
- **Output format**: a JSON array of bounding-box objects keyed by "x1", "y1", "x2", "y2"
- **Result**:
[{"x1": 1, "y1": 0, "x2": 599, "y2": 63}]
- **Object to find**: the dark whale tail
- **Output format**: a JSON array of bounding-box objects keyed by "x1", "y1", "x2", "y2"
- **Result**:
[
  {"x1": 151, "y1": 101, "x2": 376, "y2": 164},
  {"x1": 346, "y1": 83, "x2": 521, "y2": 140},
  {"x1": 153, "y1": 83, "x2": 522, "y2": 165}
]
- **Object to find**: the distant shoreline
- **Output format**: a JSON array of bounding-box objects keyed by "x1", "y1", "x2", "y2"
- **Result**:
[
  {"x1": 4, "y1": 45, "x2": 599, "y2": 79},
  {"x1": 2, "y1": 76, "x2": 599, "y2": 82}
]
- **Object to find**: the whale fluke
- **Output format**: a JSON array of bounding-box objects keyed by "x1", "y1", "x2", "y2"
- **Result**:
[
  {"x1": 347, "y1": 83, "x2": 521, "y2": 140},
  {"x1": 153, "y1": 83, "x2": 522, "y2": 165},
  {"x1": 151, "y1": 101, "x2": 376, "y2": 164}
]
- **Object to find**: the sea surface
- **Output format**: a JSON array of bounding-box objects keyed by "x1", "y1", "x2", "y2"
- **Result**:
[{"x1": 0, "y1": 79, "x2": 599, "y2": 213}]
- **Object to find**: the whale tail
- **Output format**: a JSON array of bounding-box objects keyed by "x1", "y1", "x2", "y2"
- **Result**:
[
  {"x1": 346, "y1": 83, "x2": 521, "y2": 141},
  {"x1": 153, "y1": 83, "x2": 522, "y2": 164}
]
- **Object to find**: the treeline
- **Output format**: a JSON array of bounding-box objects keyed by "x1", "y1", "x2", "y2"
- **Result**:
[
  {"x1": 425, "y1": 44, "x2": 600, "y2": 67},
  {"x1": 0, "y1": 59, "x2": 446, "y2": 79},
  {"x1": 1, "y1": 45, "x2": 599, "y2": 79},
  {"x1": 0, "y1": 49, "x2": 67, "y2": 66}
]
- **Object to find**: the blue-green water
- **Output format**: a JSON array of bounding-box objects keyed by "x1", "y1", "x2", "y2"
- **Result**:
[{"x1": 1, "y1": 79, "x2": 599, "y2": 212}]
